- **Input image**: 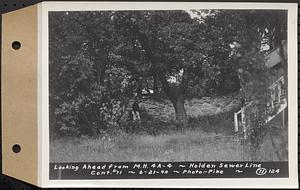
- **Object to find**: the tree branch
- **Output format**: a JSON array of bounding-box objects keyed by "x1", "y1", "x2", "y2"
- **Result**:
[
  {"x1": 130, "y1": 23, "x2": 181, "y2": 102},
  {"x1": 122, "y1": 58, "x2": 141, "y2": 76},
  {"x1": 179, "y1": 69, "x2": 189, "y2": 95},
  {"x1": 157, "y1": 73, "x2": 176, "y2": 102}
]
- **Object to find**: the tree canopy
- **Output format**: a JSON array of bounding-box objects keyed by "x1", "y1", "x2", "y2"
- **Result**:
[{"x1": 49, "y1": 9, "x2": 287, "y2": 136}]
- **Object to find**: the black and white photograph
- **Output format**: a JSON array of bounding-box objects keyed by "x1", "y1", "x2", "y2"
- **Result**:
[
  {"x1": 48, "y1": 5, "x2": 293, "y2": 181},
  {"x1": 0, "y1": 1, "x2": 297, "y2": 188}
]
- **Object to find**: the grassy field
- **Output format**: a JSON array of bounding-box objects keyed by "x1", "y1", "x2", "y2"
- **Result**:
[
  {"x1": 50, "y1": 95, "x2": 286, "y2": 162},
  {"x1": 50, "y1": 128, "x2": 251, "y2": 162}
]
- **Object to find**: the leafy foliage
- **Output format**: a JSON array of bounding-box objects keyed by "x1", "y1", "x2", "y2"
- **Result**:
[
  {"x1": 218, "y1": 10, "x2": 288, "y2": 159},
  {"x1": 49, "y1": 9, "x2": 287, "y2": 148},
  {"x1": 49, "y1": 11, "x2": 131, "y2": 136}
]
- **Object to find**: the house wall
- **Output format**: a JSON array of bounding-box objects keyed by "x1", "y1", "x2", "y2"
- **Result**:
[
  {"x1": 269, "y1": 108, "x2": 288, "y2": 128},
  {"x1": 233, "y1": 45, "x2": 287, "y2": 134},
  {"x1": 270, "y1": 65, "x2": 286, "y2": 85},
  {"x1": 257, "y1": 108, "x2": 288, "y2": 161}
]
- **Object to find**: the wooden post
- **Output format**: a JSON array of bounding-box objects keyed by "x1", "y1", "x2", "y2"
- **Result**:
[
  {"x1": 241, "y1": 108, "x2": 245, "y2": 129},
  {"x1": 234, "y1": 112, "x2": 238, "y2": 132},
  {"x1": 282, "y1": 109, "x2": 285, "y2": 128}
]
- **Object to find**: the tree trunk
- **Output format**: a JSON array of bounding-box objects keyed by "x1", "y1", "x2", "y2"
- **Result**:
[
  {"x1": 137, "y1": 77, "x2": 143, "y2": 97},
  {"x1": 99, "y1": 62, "x2": 106, "y2": 86},
  {"x1": 172, "y1": 97, "x2": 188, "y2": 125},
  {"x1": 153, "y1": 73, "x2": 159, "y2": 98},
  {"x1": 131, "y1": 26, "x2": 190, "y2": 126},
  {"x1": 157, "y1": 70, "x2": 189, "y2": 125}
]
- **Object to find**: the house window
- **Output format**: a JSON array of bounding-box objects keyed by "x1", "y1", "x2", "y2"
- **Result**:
[{"x1": 270, "y1": 76, "x2": 285, "y2": 108}]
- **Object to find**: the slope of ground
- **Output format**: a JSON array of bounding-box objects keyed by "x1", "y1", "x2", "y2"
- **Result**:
[
  {"x1": 140, "y1": 94, "x2": 240, "y2": 122},
  {"x1": 50, "y1": 94, "x2": 284, "y2": 162},
  {"x1": 50, "y1": 95, "x2": 249, "y2": 162}
]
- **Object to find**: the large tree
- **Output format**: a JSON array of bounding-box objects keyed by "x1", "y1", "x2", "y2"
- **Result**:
[
  {"x1": 49, "y1": 11, "x2": 132, "y2": 135},
  {"x1": 49, "y1": 9, "x2": 287, "y2": 135},
  {"x1": 111, "y1": 10, "x2": 236, "y2": 124}
]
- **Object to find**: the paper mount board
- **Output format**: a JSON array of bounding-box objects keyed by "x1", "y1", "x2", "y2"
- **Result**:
[{"x1": 1, "y1": 2, "x2": 298, "y2": 188}]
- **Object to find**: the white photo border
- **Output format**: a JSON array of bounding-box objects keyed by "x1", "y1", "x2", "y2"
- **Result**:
[{"x1": 38, "y1": 1, "x2": 298, "y2": 188}]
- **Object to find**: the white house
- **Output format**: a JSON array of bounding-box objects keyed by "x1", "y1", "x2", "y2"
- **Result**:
[{"x1": 234, "y1": 41, "x2": 287, "y2": 134}]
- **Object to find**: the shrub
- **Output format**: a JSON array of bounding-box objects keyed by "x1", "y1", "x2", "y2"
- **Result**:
[{"x1": 188, "y1": 109, "x2": 236, "y2": 135}]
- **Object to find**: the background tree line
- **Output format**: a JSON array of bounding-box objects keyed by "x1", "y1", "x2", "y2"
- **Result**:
[{"x1": 49, "y1": 10, "x2": 287, "y2": 138}]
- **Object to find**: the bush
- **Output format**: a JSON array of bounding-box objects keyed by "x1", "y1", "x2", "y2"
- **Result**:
[
  {"x1": 119, "y1": 110, "x2": 175, "y2": 136},
  {"x1": 188, "y1": 109, "x2": 236, "y2": 135}
]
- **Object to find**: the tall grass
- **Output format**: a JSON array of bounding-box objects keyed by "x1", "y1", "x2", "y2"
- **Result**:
[
  {"x1": 50, "y1": 128, "x2": 245, "y2": 162},
  {"x1": 50, "y1": 96, "x2": 247, "y2": 162},
  {"x1": 50, "y1": 95, "x2": 284, "y2": 162}
]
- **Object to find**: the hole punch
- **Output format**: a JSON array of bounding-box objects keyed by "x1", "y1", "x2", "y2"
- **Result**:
[
  {"x1": 12, "y1": 41, "x2": 21, "y2": 50},
  {"x1": 12, "y1": 144, "x2": 21, "y2": 153}
]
